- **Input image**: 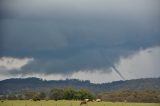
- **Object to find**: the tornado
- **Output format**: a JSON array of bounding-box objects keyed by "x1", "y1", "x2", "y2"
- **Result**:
[{"x1": 99, "y1": 50, "x2": 126, "y2": 81}]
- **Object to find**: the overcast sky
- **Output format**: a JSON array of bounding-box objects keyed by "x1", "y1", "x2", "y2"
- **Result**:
[{"x1": 0, "y1": 0, "x2": 160, "y2": 83}]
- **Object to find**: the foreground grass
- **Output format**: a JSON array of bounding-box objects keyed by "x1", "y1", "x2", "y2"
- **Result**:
[{"x1": 0, "y1": 100, "x2": 159, "y2": 106}]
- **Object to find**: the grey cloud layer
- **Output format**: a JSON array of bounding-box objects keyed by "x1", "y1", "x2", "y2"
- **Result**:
[{"x1": 0, "y1": 0, "x2": 160, "y2": 75}]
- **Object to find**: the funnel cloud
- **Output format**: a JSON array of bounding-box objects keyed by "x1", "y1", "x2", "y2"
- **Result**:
[{"x1": 100, "y1": 50, "x2": 126, "y2": 80}]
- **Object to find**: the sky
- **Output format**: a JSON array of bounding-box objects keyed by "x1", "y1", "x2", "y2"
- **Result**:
[{"x1": 0, "y1": 0, "x2": 160, "y2": 83}]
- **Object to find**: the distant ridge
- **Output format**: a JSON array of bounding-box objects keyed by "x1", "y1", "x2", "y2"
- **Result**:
[{"x1": 0, "y1": 77, "x2": 160, "y2": 94}]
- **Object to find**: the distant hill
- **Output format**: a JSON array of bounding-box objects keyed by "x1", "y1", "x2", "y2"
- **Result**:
[{"x1": 0, "y1": 77, "x2": 160, "y2": 95}]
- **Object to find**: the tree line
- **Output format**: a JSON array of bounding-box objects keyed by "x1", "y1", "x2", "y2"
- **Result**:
[
  {"x1": 50, "y1": 88, "x2": 94, "y2": 100},
  {"x1": 0, "y1": 88, "x2": 94, "y2": 101},
  {"x1": 1, "y1": 88, "x2": 160, "y2": 103},
  {"x1": 98, "y1": 90, "x2": 160, "y2": 103}
]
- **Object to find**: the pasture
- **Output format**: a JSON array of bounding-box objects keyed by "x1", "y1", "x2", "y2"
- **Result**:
[{"x1": 0, "y1": 100, "x2": 160, "y2": 106}]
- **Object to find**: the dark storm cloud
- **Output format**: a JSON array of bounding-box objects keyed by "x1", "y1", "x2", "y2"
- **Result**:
[{"x1": 0, "y1": 0, "x2": 160, "y2": 76}]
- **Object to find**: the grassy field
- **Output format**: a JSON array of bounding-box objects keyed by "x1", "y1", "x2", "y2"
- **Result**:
[{"x1": 0, "y1": 100, "x2": 159, "y2": 106}]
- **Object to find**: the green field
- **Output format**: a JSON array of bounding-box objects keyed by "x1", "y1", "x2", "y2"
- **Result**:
[{"x1": 0, "y1": 100, "x2": 159, "y2": 106}]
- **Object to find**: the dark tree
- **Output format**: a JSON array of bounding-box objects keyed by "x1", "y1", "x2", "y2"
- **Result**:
[{"x1": 50, "y1": 88, "x2": 64, "y2": 100}]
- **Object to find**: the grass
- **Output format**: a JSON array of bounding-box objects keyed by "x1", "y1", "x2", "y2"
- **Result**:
[{"x1": 0, "y1": 100, "x2": 159, "y2": 106}]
